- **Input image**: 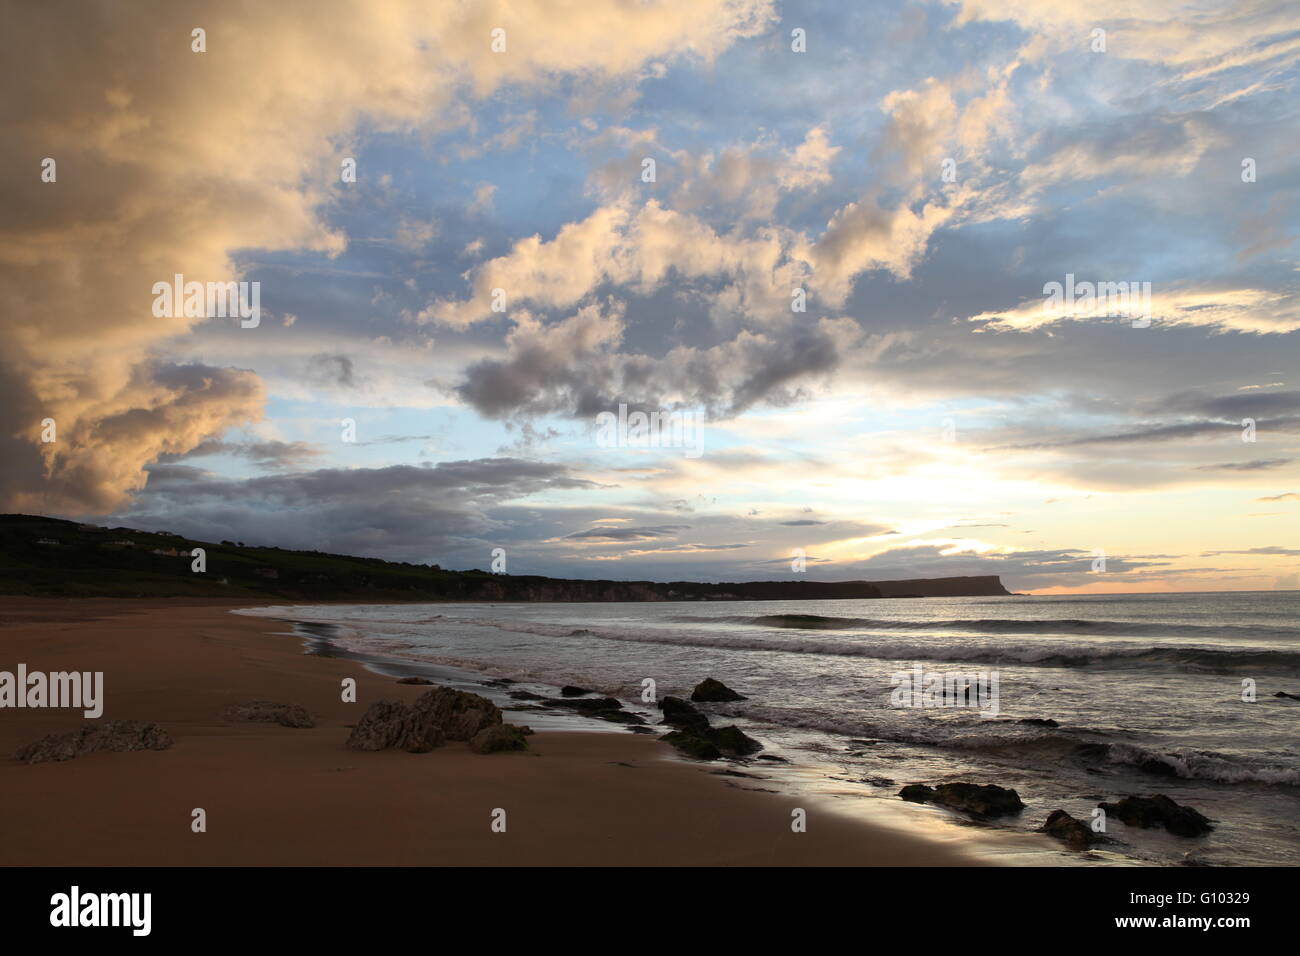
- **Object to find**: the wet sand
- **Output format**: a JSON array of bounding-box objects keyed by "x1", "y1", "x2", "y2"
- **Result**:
[{"x1": 0, "y1": 598, "x2": 980, "y2": 866}]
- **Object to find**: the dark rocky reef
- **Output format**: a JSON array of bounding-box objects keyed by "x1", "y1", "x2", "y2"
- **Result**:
[
  {"x1": 544, "y1": 695, "x2": 646, "y2": 724},
  {"x1": 657, "y1": 695, "x2": 761, "y2": 759},
  {"x1": 690, "y1": 678, "x2": 747, "y2": 702},
  {"x1": 899, "y1": 782, "x2": 1025, "y2": 818},
  {"x1": 1039, "y1": 809, "x2": 1101, "y2": 850},
  {"x1": 15, "y1": 719, "x2": 173, "y2": 764},
  {"x1": 1098, "y1": 794, "x2": 1213, "y2": 837}
]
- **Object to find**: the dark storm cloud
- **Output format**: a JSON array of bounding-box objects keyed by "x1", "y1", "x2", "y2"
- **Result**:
[
  {"x1": 454, "y1": 318, "x2": 846, "y2": 421},
  {"x1": 114, "y1": 457, "x2": 600, "y2": 561}
]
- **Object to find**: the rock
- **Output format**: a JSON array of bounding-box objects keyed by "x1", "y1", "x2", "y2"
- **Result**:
[
  {"x1": 548, "y1": 696, "x2": 623, "y2": 713},
  {"x1": 899, "y1": 783, "x2": 935, "y2": 803},
  {"x1": 347, "y1": 700, "x2": 433, "y2": 752},
  {"x1": 898, "y1": 782, "x2": 1025, "y2": 818},
  {"x1": 592, "y1": 710, "x2": 647, "y2": 725},
  {"x1": 346, "y1": 687, "x2": 502, "y2": 753},
  {"x1": 1018, "y1": 718, "x2": 1059, "y2": 727},
  {"x1": 711, "y1": 725, "x2": 763, "y2": 756},
  {"x1": 560, "y1": 685, "x2": 592, "y2": 697},
  {"x1": 1274, "y1": 691, "x2": 1300, "y2": 701},
  {"x1": 1098, "y1": 794, "x2": 1213, "y2": 837},
  {"x1": 690, "y1": 678, "x2": 748, "y2": 702},
  {"x1": 221, "y1": 700, "x2": 314, "y2": 728},
  {"x1": 15, "y1": 720, "x2": 173, "y2": 764},
  {"x1": 508, "y1": 690, "x2": 546, "y2": 701},
  {"x1": 1040, "y1": 809, "x2": 1098, "y2": 850},
  {"x1": 410, "y1": 687, "x2": 502, "y2": 742},
  {"x1": 468, "y1": 723, "x2": 530, "y2": 754},
  {"x1": 660, "y1": 731, "x2": 722, "y2": 760},
  {"x1": 396, "y1": 676, "x2": 433, "y2": 685},
  {"x1": 659, "y1": 724, "x2": 761, "y2": 760},
  {"x1": 659, "y1": 696, "x2": 711, "y2": 732},
  {"x1": 653, "y1": 695, "x2": 760, "y2": 758}
]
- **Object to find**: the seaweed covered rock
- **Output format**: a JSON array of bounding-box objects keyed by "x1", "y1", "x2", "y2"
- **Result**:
[
  {"x1": 690, "y1": 678, "x2": 748, "y2": 702},
  {"x1": 660, "y1": 731, "x2": 722, "y2": 760},
  {"x1": 1098, "y1": 794, "x2": 1213, "y2": 837},
  {"x1": 15, "y1": 720, "x2": 173, "y2": 764},
  {"x1": 659, "y1": 696, "x2": 711, "y2": 732},
  {"x1": 654, "y1": 694, "x2": 761, "y2": 760}
]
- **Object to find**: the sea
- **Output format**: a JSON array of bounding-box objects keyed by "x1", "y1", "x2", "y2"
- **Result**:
[{"x1": 234, "y1": 591, "x2": 1300, "y2": 866}]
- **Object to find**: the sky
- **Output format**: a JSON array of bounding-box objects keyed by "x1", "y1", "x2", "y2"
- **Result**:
[{"x1": 2, "y1": 0, "x2": 1298, "y2": 594}]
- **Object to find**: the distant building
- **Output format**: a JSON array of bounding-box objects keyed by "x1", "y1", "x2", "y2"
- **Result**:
[
  {"x1": 255, "y1": 567, "x2": 279, "y2": 579},
  {"x1": 36, "y1": 537, "x2": 60, "y2": 546}
]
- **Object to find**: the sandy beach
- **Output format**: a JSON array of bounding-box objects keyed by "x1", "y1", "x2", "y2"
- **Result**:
[{"x1": 0, "y1": 598, "x2": 978, "y2": 866}]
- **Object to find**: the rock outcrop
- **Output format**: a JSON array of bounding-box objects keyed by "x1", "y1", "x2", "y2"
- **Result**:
[
  {"x1": 545, "y1": 695, "x2": 646, "y2": 725},
  {"x1": 1040, "y1": 809, "x2": 1100, "y2": 850},
  {"x1": 690, "y1": 678, "x2": 747, "y2": 702},
  {"x1": 1098, "y1": 794, "x2": 1213, "y2": 837},
  {"x1": 15, "y1": 720, "x2": 173, "y2": 764},
  {"x1": 899, "y1": 782, "x2": 1025, "y2": 818},
  {"x1": 657, "y1": 695, "x2": 761, "y2": 759},
  {"x1": 469, "y1": 724, "x2": 530, "y2": 754},
  {"x1": 347, "y1": 687, "x2": 508, "y2": 753},
  {"x1": 221, "y1": 700, "x2": 314, "y2": 728}
]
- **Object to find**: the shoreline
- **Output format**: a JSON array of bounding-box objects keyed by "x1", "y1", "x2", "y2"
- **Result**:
[{"x1": 0, "y1": 597, "x2": 991, "y2": 866}]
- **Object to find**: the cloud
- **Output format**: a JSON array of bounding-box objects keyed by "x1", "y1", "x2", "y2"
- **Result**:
[
  {"x1": 563, "y1": 525, "x2": 688, "y2": 540},
  {"x1": 452, "y1": 304, "x2": 853, "y2": 420},
  {"x1": 164, "y1": 438, "x2": 324, "y2": 471},
  {"x1": 1196, "y1": 458, "x2": 1294, "y2": 471},
  {"x1": 118, "y1": 456, "x2": 600, "y2": 560},
  {"x1": 422, "y1": 200, "x2": 808, "y2": 327},
  {"x1": 0, "y1": 0, "x2": 774, "y2": 514},
  {"x1": 970, "y1": 285, "x2": 1300, "y2": 334}
]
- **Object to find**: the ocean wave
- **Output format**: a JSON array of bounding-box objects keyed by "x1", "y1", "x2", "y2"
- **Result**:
[
  {"x1": 440, "y1": 616, "x2": 1300, "y2": 674},
  {"x1": 674, "y1": 613, "x2": 1300, "y2": 640},
  {"x1": 1099, "y1": 743, "x2": 1300, "y2": 787}
]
